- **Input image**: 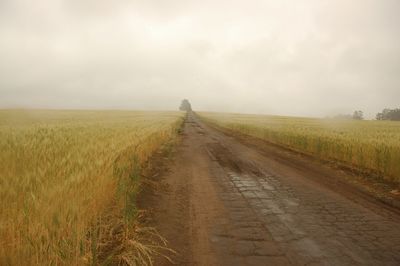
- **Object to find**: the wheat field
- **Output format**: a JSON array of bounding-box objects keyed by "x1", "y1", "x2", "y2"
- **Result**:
[
  {"x1": 199, "y1": 112, "x2": 400, "y2": 183},
  {"x1": 0, "y1": 110, "x2": 184, "y2": 265}
]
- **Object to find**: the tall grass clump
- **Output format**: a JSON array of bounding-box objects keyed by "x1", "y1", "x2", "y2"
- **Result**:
[
  {"x1": 199, "y1": 112, "x2": 400, "y2": 183},
  {"x1": 0, "y1": 110, "x2": 184, "y2": 265}
]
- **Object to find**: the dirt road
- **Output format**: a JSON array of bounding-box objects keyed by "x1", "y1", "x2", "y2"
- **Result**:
[{"x1": 142, "y1": 112, "x2": 400, "y2": 266}]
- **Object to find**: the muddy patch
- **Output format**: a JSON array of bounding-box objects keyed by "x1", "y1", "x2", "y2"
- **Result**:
[{"x1": 206, "y1": 142, "x2": 263, "y2": 177}]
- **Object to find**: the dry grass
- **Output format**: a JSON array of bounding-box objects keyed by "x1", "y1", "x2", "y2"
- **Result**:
[
  {"x1": 199, "y1": 112, "x2": 400, "y2": 183},
  {"x1": 0, "y1": 110, "x2": 184, "y2": 265}
]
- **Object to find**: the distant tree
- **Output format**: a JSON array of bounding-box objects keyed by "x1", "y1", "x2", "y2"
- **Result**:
[
  {"x1": 352, "y1": 110, "x2": 364, "y2": 120},
  {"x1": 376, "y1": 108, "x2": 392, "y2": 120},
  {"x1": 179, "y1": 99, "x2": 192, "y2": 111},
  {"x1": 376, "y1": 108, "x2": 400, "y2": 121},
  {"x1": 391, "y1": 109, "x2": 400, "y2": 121},
  {"x1": 376, "y1": 112, "x2": 384, "y2": 121}
]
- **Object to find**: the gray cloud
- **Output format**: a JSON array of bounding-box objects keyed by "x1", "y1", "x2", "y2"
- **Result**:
[{"x1": 0, "y1": 0, "x2": 399, "y2": 118}]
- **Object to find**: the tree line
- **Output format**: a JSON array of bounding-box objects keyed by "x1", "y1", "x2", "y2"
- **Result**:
[
  {"x1": 330, "y1": 108, "x2": 400, "y2": 121},
  {"x1": 376, "y1": 108, "x2": 400, "y2": 121}
]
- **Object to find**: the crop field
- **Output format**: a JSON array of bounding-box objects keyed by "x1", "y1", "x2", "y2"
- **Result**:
[
  {"x1": 199, "y1": 112, "x2": 400, "y2": 183},
  {"x1": 0, "y1": 110, "x2": 184, "y2": 265}
]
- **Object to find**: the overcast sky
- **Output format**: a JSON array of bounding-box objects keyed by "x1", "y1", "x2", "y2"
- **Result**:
[{"x1": 0, "y1": 0, "x2": 399, "y2": 118}]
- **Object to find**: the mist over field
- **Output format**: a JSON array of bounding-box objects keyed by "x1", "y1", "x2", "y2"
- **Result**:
[{"x1": 1, "y1": 0, "x2": 399, "y2": 118}]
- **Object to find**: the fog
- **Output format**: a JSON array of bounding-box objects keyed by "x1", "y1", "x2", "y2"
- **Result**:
[{"x1": 1, "y1": 0, "x2": 399, "y2": 118}]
